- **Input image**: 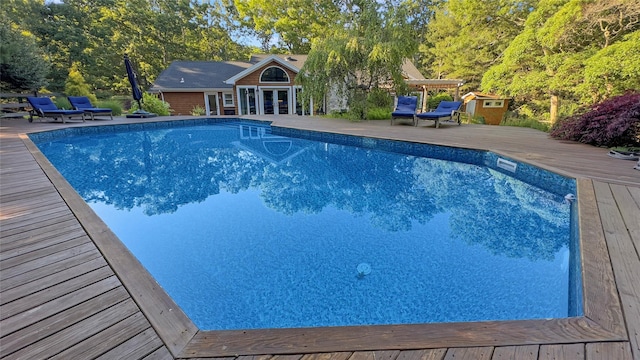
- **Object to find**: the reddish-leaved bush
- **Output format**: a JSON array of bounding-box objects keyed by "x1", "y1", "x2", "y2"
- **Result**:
[{"x1": 550, "y1": 92, "x2": 640, "y2": 148}]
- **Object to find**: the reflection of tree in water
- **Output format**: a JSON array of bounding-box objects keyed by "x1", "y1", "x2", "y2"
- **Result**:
[
  {"x1": 412, "y1": 159, "x2": 570, "y2": 261},
  {"x1": 40, "y1": 130, "x2": 267, "y2": 215},
  {"x1": 260, "y1": 143, "x2": 440, "y2": 231},
  {"x1": 38, "y1": 125, "x2": 570, "y2": 260}
]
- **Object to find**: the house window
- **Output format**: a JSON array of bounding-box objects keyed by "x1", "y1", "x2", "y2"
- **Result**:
[
  {"x1": 223, "y1": 93, "x2": 234, "y2": 106},
  {"x1": 260, "y1": 66, "x2": 289, "y2": 82},
  {"x1": 483, "y1": 100, "x2": 504, "y2": 108}
]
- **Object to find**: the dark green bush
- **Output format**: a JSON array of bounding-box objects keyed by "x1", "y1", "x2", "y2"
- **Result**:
[
  {"x1": 427, "y1": 93, "x2": 453, "y2": 110},
  {"x1": 367, "y1": 88, "x2": 393, "y2": 108}
]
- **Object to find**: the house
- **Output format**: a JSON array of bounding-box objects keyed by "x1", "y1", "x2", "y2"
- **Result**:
[
  {"x1": 461, "y1": 92, "x2": 510, "y2": 125},
  {"x1": 149, "y1": 54, "x2": 427, "y2": 116}
]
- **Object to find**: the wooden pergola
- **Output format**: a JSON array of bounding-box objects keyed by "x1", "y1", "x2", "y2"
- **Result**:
[{"x1": 406, "y1": 79, "x2": 465, "y2": 112}]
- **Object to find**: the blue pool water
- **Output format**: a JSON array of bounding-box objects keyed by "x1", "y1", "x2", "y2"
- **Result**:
[{"x1": 32, "y1": 120, "x2": 581, "y2": 330}]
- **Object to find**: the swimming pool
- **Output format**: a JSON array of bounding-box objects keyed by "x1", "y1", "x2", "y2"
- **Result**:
[{"x1": 31, "y1": 119, "x2": 581, "y2": 331}]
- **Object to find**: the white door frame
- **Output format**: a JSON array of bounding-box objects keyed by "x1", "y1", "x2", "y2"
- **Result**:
[
  {"x1": 258, "y1": 86, "x2": 292, "y2": 115},
  {"x1": 236, "y1": 86, "x2": 258, "y2": 115},
  {"x1": 204, "y1": 92, "x2": 220, "y2": 116}
]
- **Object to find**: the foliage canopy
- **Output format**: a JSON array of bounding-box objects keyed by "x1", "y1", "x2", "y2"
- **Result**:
[{"x1": 0, "y1": 20, "x2": 49, "y2": 92}]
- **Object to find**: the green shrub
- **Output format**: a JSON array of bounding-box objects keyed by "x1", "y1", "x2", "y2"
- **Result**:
[
  {"x1": 469, "y1": 115, "x2": 485, "y2": 124},
  {"x1": 96, "y1": 99, "x2": 123, "y2": 116},
  {"x1": 52, "y1": 97, "x2": 71, "y2": 110},
  {"x1": 130, "y1": 93, "x2": 172, "y2": 116},
  {"x1": 191, "y1": 105, "x2": 205, "y2": 116},
  {"x1": 367, "y1": 88, "x2": 393, "y2": 108},
  {"x1": 427, "y1": 93, "x2": 453, "y2": 110},
  {"x1": 366, "y1": 107, "x2": 391, "y2": 120}
]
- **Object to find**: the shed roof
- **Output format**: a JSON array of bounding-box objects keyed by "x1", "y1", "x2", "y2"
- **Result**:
[{"x1": 462, "y1": 92, "x2": 510, "y2": 100}]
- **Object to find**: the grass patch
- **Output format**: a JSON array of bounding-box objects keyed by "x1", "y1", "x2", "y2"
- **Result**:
[
  {"x1": 326, "y1": 107, "x2": 391, "y2": 121},
  {"x1": 96, "y1": 99, "x2": 123, "y2": 116},
  {"x1": 501, "y1": 115, "x2": 550, "y2": 132}
]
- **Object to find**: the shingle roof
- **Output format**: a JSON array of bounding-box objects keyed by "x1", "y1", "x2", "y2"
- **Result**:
[
  {"x1": 151, "y1": 55, "x2": 424, "y2": 92},
  {"x1": 149, "y1": 61, "x2": 253, "y2": 92},
  {"x1": 402, "y1": 59, "x2": 425, "y2": 80},
  {"x1": 250, "y1": 54, "x2": 309, "y2": 69}
]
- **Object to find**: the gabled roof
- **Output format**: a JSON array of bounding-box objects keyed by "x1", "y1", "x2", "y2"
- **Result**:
[
  {"x1": 401, "y1": 59, "x2": 425, "y2": 80},
  {"x1": 149, "y1": 61, "x2": 253, "y2": 92},
  {"x1": 462, "y1": 92, "x2": 510, "y2": 100},
  {"x1": 250, "y1": 54, "x2": 309, "y2": 67},
  {"x1": 224, "y1": 54, "x2": 307, "y2": 85}
]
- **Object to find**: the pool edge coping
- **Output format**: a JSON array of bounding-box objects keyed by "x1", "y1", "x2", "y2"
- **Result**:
[{"x1": 18, "y1": 123, "x2": 628, "y2": 357}]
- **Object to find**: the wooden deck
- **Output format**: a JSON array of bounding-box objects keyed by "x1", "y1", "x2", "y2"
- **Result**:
[{"x1": 1, "y1": 115, "x2": 638, "y2": 360}]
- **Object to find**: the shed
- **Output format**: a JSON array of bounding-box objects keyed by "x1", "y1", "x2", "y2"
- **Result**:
[{"x1": 461, "y1": 92, "x2": 510, "y2": 125}]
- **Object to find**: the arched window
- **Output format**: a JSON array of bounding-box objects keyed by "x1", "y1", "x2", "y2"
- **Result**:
[{"x1": 260, "y1": 67, "x2": 289, "y2": 82}]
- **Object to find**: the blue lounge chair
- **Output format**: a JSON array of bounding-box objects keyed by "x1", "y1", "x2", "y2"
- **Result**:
[
  {"x1": 68, "y1": 96, "x2": 113, "y2": 120},
  {"x1": 391, "y1": 96, "x2": 418, "y2": 126},
  {"x1": 27, "y1": 96, "x2": 85, "y2": 123},
  {"x1": 416, "y1": 101, "x2": 463, "y2": 128}
]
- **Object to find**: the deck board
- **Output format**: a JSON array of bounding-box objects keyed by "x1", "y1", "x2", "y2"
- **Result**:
[
  {"x1": 0, "y1": 276, "x2": 121, "y2": 334},
  {"x1": 2, "y1": 297, "x2": 140, "y2": 360},
  {"x1": 593, "y1": 181, "x2": 640, "y2": 359},
  {"x1": 2, "y1": 116, "x2": 639, "y2": 360},
  {"x1": 0, "y1": 287, "x2": 130, "y2": 358},
  {"x1": 49, "y1": 312, "x2": 153, "y2": 360},
  {"x1": 0, "y1": 233, "x2": 89, "y2": 269},
  {"x1": 443, "y1": 347, "x2": 493, "y2": 360},
  {"x1": 539, "y1": 344, "x2": 585, "y2": 360},
  {"x1": 0, "y1": 248, "x2": 103, "y2": 290},
  {"x1": 585, "y1": 342, "x2": 633, "y2": 360},
  {"x1": 1, "y1": 256, "x2": 107, "y2": 305},
  {"x1": 491, "y1": 345, "x2": 538, "y2": 359}
]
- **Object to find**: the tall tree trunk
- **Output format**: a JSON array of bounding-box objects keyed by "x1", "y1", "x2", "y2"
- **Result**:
[{"x1": 550, "y1": 94, "x2": 559, "y2": 125}]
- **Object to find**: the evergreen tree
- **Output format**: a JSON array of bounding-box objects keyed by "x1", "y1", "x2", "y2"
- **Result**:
[
  {"x1": 423, "y1": 0, "x2": 536, "y2": 90},
  {"x1": 0, "y1": 21, "x2": 49, "y2": 92}
]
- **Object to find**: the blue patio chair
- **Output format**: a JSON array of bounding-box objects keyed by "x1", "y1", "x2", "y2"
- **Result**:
[
  {"x1": 391, "y1": 96, "x2": 418, "y2": 126},
  {"x1": 415, "y1": 101, "x2": 463, "y2": 128},
  {"x1": 27, "y1": 96, "x2": 85, "y2": 123},
  {"x1": 68, "y1": 96, "x2": 113, "y2": 121}
]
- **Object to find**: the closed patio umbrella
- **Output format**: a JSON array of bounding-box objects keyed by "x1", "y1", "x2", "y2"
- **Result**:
[{"x1": 124, "y1": 54, "x2": 155, "y2": 118}]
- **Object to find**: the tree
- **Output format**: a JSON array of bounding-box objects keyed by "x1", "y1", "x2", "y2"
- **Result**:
[
  {"x1": 296, "y1": 1, "x2": 417, "y2": 120},
  {"x1": 423, "y1": 0, "x2": 536, "y2": 89},
  {"x1": 4, "y1": 0, "x2": 251, "y2": 95},
  {"x1": 234, "y1": 0, "x2": 341, "y2": 53},
  {"x1": 0, "y1": 21, "x2": 49, "y2": 92},
  {"x1": 482, "y1": 0, "x2": 640, "y2": 124},
  {"x1": 579, "y1": 30, "x2": 640, "y2": 103},
  {"x1": 65, "y1": 62, "x2": 98, "y2": 103}
]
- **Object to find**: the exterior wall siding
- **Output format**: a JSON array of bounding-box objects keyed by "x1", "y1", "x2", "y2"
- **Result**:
[
  {"x1": 160, "y1": 92, "x2": 204, "y2": 116},
  {"x1": 475, "y1": 99, "x2": 509, "y2": 125},
  {"x1": 160, "y1": 92, "x2": 236, "y2": 116}
]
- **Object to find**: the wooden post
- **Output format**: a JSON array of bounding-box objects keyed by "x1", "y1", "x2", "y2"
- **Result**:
[
  {"x1": 550, "y1": 95, "x2": 559, "y2": 125},
  {"x1": 421, "y1": 85, "x2": 428, "y2": 112}
]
